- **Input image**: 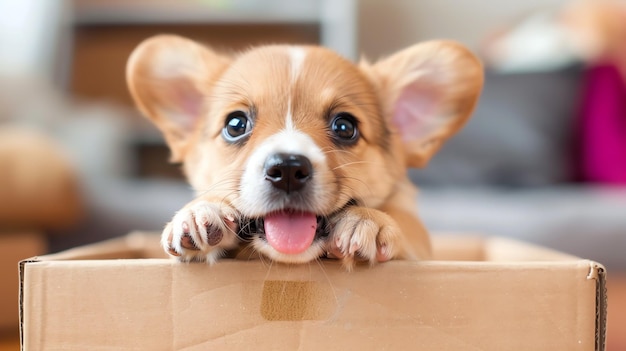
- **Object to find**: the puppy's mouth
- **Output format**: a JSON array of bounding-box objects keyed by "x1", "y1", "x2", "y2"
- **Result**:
[
  {"x1": 239, "y1": 210, "x2": 329, "y2": 255},
  {"x1": 237, "y1": 199, "x2": 358, "y2": 261}
]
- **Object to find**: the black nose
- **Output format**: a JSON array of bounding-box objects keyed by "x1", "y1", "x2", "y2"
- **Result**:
[{"x1": 264, "y1": 153, "x2": 313, "y2": 193}]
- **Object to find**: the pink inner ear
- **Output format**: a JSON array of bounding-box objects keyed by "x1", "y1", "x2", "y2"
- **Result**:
[
  {"x1": 168, "y1": 78, "x2": 204, "y2": 131},
  {"x1": 392, "y1": 84, "x2": 441, "y2": 142}
]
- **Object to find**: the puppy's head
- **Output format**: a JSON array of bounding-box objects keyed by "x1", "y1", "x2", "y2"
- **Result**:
[{"x1": 127, "y1": 35, "x2": 482, "y2": 263}]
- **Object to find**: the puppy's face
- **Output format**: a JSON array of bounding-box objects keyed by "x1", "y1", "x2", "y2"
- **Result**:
[
  {"x1": 127, "y1": 36, "x2": 482, "y2": 263},
  {"x1": 186, "y1": 46, "x2": 398, "y2": 262}
]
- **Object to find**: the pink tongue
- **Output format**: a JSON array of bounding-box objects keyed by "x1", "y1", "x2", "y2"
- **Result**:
[{"x1": 264, "y1": 211, "x2": 317, "y2": 254}]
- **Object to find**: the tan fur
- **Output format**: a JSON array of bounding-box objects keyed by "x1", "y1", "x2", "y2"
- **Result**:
[{"x1": 126, "y1": 35, "x2": 483, "y2": 268}]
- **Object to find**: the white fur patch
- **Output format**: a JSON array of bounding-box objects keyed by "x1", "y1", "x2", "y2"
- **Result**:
[
  {"x1": 289, "y1": 47, "x2": 306, "y2": 83},
  {"x1": 237, "y1": 128, "x2": 329, "y2": 217},
  {"x1": 285, "y1": 47, "x2": 307, "y2": 130},
  {"x1": 285, "y1": 100, "x2": 294, "y2": 131}
]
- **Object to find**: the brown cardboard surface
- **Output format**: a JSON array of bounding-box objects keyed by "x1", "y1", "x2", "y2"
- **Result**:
[
  {"x1": 0, "y1": 233, "x2": 46, "y2": 331},
  {"x1": 19, "y1": 233, "x2": 606, "y2": 351}
]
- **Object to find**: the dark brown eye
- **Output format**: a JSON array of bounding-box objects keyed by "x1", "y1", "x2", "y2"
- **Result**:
[
  {"x1": 223, "y1": 111, "x2": 252, "y2": 142},
  {"x1": 331, "y1": 113, "x2": 359, "y2": 144}
]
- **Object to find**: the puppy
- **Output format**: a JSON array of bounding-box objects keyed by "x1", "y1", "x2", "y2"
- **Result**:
[{"x1": 126, "y1": 35, "x2": 482, "y2": 269}]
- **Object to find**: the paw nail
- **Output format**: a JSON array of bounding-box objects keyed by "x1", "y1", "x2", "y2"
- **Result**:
[
  {"x1": 377, "y1": 245, "x2": 391, "y2": 262},
  {"x1": 181, "y1": 234, "x2": 200, "y2": 250},
  {"x1": 349, "y1": 242, "x2": 359, "y2": 255},
  {"x1": 206, "y1": 229, "x2": 223, "y2": 246},
  {"x1": 182, "y1": 221, "x2": 190, "y2": 234},
  {"x1": 327, "y1": 246, "x2": 344, "y2": 259},
  {"x1": 167, "y1": 246, "x2": 181, "y2": 257}
]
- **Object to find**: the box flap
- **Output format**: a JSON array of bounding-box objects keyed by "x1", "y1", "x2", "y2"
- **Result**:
[{"x1": 28, "y1": 231, "x2": 588, "y2": 262}]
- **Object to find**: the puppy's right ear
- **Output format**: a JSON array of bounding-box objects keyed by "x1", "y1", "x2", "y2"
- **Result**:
[
  {"x1": 126, "y1": 35, "x2": 230, "y2": 162},
  {"x1": 363, "y1": 41, "x2": 483, "y2": 168}
]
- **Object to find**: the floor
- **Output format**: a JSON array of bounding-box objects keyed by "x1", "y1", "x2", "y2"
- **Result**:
[{"x1": 1, "y1": 275, "x2": 624, "y2": 350}]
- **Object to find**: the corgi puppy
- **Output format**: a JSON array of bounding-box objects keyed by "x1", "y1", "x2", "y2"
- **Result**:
[{"x1": 126, "y1": 35, "x2": 483, "y2": 269}]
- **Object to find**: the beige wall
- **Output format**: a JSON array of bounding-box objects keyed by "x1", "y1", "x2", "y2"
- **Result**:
[{"x1": 358, "y1": 0, "x2": 572, "y2": 58}]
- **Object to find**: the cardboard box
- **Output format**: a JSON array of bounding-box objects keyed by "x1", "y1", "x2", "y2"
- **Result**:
[
  {"x1": 0, "y1": 232, "x2": 47, "y2": 331},
  {"x1": 19, "y1": 232, "x2": 606, "y2": 351}
]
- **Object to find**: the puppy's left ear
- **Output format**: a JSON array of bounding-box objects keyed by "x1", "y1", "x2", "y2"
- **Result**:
[
  {"x1": 364, "y1": 41, "x2": 483, "y2": 168},
  {"x1": 126, "y1": 35, "x2": 230, "y2": 162}
]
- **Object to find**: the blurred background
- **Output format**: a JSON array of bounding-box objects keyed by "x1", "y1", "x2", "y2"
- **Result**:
[{"x1": 1, "y1": 0, "x2": 625, "y2": 349}]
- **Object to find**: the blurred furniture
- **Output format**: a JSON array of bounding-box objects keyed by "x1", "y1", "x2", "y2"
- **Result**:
[
  {"x1": 70, "y1": 0, "x2": 356, "y2": 107},
  {"x1": 0, "y1": 128, "x2": 83, "y2": 330},
  {"x1": 0, "y1": 128, "x2": 82, "y2": 230},
  {"x1": 72, "y1": 0, "x2": 356, "y2": 59},
  {"x1": 412, "y1": 66, "x2": 626, "y2": 271}
]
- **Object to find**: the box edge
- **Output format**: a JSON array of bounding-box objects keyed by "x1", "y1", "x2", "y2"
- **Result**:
[
  {"x1": 18, "y1": 257, "x2": 41, "y2": 351},
  {"x1": 590, "y1": 261, "x2": 607, "y2": 351}
]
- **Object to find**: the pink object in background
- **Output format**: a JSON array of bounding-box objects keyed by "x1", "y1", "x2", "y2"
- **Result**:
[{"x1": 578, "y1": 63, "x2": 626, "y2": 184}]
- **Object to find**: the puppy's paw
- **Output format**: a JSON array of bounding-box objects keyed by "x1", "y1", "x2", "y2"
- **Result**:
[
  {"x1": 161, "y1": 201, "x2": 240, "y2": 264},
  {"x1": 328, "y1": 207, "x2": 402, "y2": 270}
]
